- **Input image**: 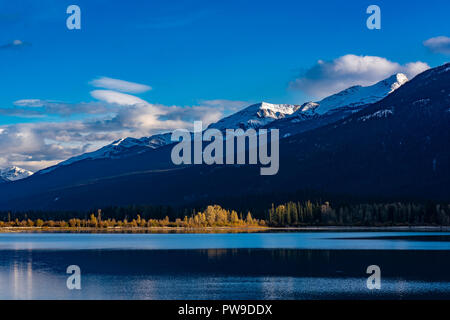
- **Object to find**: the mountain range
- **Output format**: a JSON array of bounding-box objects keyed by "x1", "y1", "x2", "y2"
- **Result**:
[
  {"x1": 37, "y1": 72, "x2": 410, "y2": 174},
  {"x1": 0, "y1": 64, "x2": 449, "y2": 211}
]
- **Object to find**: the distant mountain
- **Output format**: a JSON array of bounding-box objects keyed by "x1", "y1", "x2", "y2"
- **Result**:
[
  {"x1": 0, "y1": 64, "x2": 448, "y2": 211},
  {"x1": 0, "y1": 166, "x2": 33, "y2": 182},
  {"x1": 39, "y1": 133, "x2": 173, "y2": 174}
]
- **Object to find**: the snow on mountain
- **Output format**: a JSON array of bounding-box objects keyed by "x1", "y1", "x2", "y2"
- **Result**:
[
  {"x1": 277, "y1": 73, "x2": 408, "y2": 128},
  {"x1": 35, "y1": 74, "x2": 409, "y2": 175},
  {"x1": 263, "y1": 73, "x2": 410, "y2": 139},
  {"x1": 284, "y1": 102, "x2": 319, "y2": 121},
  {"x1": 0, "y1": 166, "x2": 33, "y2": 182},
  {"x1": 39, "y1": 133, "x2": 172, "y2": 174},
  {"x1": 208, "y1": 102, "x2": 303, "y2": 131},
  {"x1": 358, "y1": 109, "x2": 394, "y2": 122},
  {"x1": 314, "y1": 73, "x2": 408, "y2": 115}
]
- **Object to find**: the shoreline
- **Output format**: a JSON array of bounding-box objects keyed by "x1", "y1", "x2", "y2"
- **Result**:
[{"x1": 1, "y1": 225, "x2": 449, "y2": 233}]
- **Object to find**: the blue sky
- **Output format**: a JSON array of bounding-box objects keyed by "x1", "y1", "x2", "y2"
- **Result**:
[{"x1": 0, "y1": 0, "x2": 449, "y2": 170}]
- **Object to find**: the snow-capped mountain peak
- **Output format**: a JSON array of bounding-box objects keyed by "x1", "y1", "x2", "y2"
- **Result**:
[
  {"x1": 208, "y1": 102, "x2": 302, "y2": 131},
  {"x1": 300, "y1": 102, "x2": 320, "y2": 113},
  {"x1": 387, "y1": 73, "x2": 408, "y2": 92},
  {"x1": 314, "y1": 73, "x2": 408, "y2": 115},
  {"x1": 108, "y1": 134, "x2": 172, "y2": 149},
  {"x1": 0, "y1": 166, "x2": 33, "y2": 182}
]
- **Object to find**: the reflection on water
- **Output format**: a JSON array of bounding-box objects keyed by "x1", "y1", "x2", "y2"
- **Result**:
[{"x1": 0, "y1": 232, "x2": 449, "y2": 299}]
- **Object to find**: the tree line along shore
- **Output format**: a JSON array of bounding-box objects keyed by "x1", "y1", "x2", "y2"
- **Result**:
[{"x1": 1, "y1": 201, "x2": 449, "y2": 230}]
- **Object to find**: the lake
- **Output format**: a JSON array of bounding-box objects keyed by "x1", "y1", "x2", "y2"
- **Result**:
[{"x1": 0, "y1": 231, "x2": 449, "y2": 299}]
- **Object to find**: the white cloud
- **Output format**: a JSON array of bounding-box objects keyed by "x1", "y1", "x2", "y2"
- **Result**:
[
  {"x1": 290, "y1": 54, "x2": 430, "y2": 99},
  {"x1": 0, "y1": 39, "x2": 30, "y2": 50},
  {"x1": 11, "y1": 160, "x2": 61, "y2": 172},
  {"x1": 403, "y1": 62, "x2": 430, "y2": 78},
  {"x1": 0, "y1": 123, "x2": 85, "y2": 171},
  {"x1": 90, "y1": 77, "x2": 152, "y2": 93},
  {"x1": 7, "y1": 99, "x2": 117, "y2": 117},
  {"x1": 14, "y1": 99, "x2": 45, "y2": 107},
  {"x1": 90, "y1": 90, "x2": 148, "y2": 106},
  {"x1": 423, "y1": 36, "x2": 450, "y2": 55}
]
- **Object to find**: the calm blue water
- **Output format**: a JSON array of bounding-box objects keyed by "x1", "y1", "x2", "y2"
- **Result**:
[
  {"x1": 0, "y1": 232, "x2": 449, "y2": 299},
  {"x1": 1, "y1": 231, "x2": 450, "y2": 250}
]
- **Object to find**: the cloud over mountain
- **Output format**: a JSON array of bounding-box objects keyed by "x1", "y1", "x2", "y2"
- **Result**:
[{"x1": 290, "y1": 54, "x2": 430, "y2": 99}]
